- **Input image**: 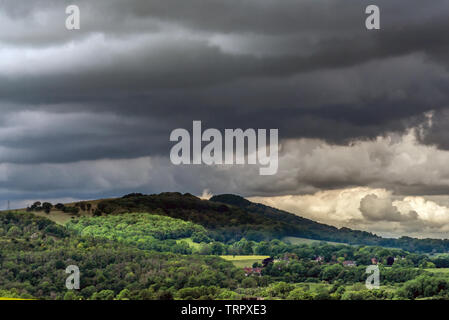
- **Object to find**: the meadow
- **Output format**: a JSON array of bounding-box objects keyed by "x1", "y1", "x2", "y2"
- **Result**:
[
  {"x1": 282, "y1": 236, "x2": 348, "y2": 246},
  {"x1": 220, "y1": 255, "x2": 270, "y2": 268}
]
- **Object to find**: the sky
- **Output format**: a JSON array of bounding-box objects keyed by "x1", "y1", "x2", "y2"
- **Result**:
[{"x1": 1, "y1": 0, "x2": 449, "y2": 238}]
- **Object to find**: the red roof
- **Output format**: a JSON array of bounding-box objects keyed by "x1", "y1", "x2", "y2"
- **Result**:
[{"x1": 243, "y1": 267, "x2": 262, "y2": 274}]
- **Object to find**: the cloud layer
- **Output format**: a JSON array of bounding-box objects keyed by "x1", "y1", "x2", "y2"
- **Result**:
[
  {"x1": 250, "y1": 188, "x2": 449, "y2": 239},
  {"x1": 1, "y1": 0, "x2": 449, "y2": 237}
]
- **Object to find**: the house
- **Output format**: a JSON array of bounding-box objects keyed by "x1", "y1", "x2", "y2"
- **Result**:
[
  {"x1": 343, "y1": 260, "x2": 357, "y2": 267},
  {"x1": 281, "y1": 253, "x2": 296, "y2": 261},
  {"x1": 274, "y1": 255, "x2": 291, "y2": 265},
  {"x1": 243, "y1": 267, "x2": 262, "y2": 276},
  {"x1": 314, "y1": 256, "x2": 324, "y2": 263}
]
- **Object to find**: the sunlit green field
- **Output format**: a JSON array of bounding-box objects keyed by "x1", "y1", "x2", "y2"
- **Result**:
[
  {"x1": 282, "y1": 236, "x2": 347, "y2": 246},
  {"x1": 425, "y1": 268, "x2": 449, "y2": 274},
  {"x1": 8, "y1": 198, "x2": 108, "y2": 225},
  {"x1": 220, "y1": 255, "x2": 270, "y2": 268}
]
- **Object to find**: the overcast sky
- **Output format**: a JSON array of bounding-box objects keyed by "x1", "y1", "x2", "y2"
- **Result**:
[{"x1": 1, "y1": 0, "x2": 449, "y2": 238}]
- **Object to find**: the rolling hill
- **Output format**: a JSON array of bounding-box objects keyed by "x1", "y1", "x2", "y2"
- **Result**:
[{"x1": 17, "y1": 192, "x2": 449, "y2": 253}]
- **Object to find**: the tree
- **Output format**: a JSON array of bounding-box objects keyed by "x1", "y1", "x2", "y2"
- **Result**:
[
  {"x1": 63, "y1": 206, "x2": 80, "y2": 215},
  {"x1": 192, "y1": 232, "x2": 210, "y2": 243},
  {"x1": 31, "y1": 201, "x2": 42, "y2": 211},
  {"x1": 287, "y1": 288, "x2": 312, "y2": 300},
  {"x1": 386, "y1": 256, "x2": 395, "y2": 266},
  {"x1": 242, "y1": 277, "x2": 257, "y2": 288},
  {"x1": 42, "y1": 202, "x2": 53, "y2": 214},
  {"x1": 116, "y1": 289, "x2": 131, "y2": 300},
  {"x1": 63, "y1": 291, "x2": 80, "y2": 300},
  {"x1": 321, "y1": 264, "x2": 344, "y2": 282},
  {"x1": 7, "y1": 226, "x2": 21, "y2": 237},
  {"x1": 254, "y1": 241, "x2": 270, "y2": 255},
  {"x1": 211, "y1": 242, "x2": 225, "y2": 255},
  {"x1": 92, "y1": 290, "x2": 115, "y2": 300},
  {"x1": 268, "y1": 282, "x2": 294, "y2": 299}
]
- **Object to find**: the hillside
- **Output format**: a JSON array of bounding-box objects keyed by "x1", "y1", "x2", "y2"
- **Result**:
[
  {"x1": 18, "y1": 192, "x2": 449, "y2": 253},
  {"x1": 209, "y1": 194, "x2": 383, "y2": 244},
  {"x1": 88, "y1": 192, "x2": 380, "y2": 244},
  {"x1": 209, "y1": 194, "x2": 449, "y2": 253},
  {"x1": 0, "y1": 211, "x2": 243, "y2": 300},
  {"x1": 66, "y1": 213, "x2": 209, "y2": 254},
  {"x1": 1, "y1": 208, "x2": 443, "y2": 301}
]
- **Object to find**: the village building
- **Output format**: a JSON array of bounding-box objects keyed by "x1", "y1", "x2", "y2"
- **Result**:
[
  {"x1": 243, "y1": 267, "x2": 262, "y2": 276},
  {"x1": 343, "y1": 260, "x2": 357, "y2": 267}
]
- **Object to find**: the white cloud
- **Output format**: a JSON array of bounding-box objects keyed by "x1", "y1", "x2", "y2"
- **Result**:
[
  {"x1": 250, "y1": 188, "x2": 449, "y2": 239},
  {"x1": 360, "y1": 194, "x2": 418, "y2": 222}
]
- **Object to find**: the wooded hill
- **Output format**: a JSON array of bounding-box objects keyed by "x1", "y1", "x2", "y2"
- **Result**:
[{"x1": 90, "y1": 192, "x2": 449, "y2": 253}]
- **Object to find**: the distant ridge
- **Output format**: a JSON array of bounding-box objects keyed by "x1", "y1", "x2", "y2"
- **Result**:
[{"x1": 210, "y1": 194, "x2": 252, "y2": 207}]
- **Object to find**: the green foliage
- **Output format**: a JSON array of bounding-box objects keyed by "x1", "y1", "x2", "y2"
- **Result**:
[
  {"x1": 3, "y1": 205, "x2": 449, "y2": 301},
  {"x1": 267, "y1": 282, "x2": 295, "y2": 299},
  {"x1": 67, "y1": 213, "x2": 207, "y2": 254},
  {"x1": 42, "y1": 202, "x2": 53, "y2": 214},
  {"x1": 55, "y1": 203, "x2": 65, "y2": 210},
  {"x1": 191, "y1": 231, "x2": 211, "y2": 243},
  {"x1": 0, "y1": 222, "x2": 244, "y2": 300},
  {"x1": 91, "y1": 290, "x2": 115, "y2": 300},
  {"x1": 431, "y1": 254, "x2": 449, "y2": 268},
  {"x1": 242, "y1": 277, "x2": 258, "y2": 288},
  {"x1": 321, "y1": 264, "x2": 345, "y2": 282},
  {"x1": 341, "y1": 289, "x2": 392, "y2": 300},
  {"x1": 62, "y1": 206, "x2": 80, "y2": 215},
  {"x1": 176, "y1": 286, "x2": 221, "y2": 300},
  {"x1": 398, "y1": 275, "x2": 449, "y2": 299},
  {"x1": 287, "y1": 287, "x2": 313, "y2": 300}
]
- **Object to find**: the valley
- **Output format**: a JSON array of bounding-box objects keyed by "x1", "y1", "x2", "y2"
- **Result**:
[{"x1": 2, "y1": 192, "x2": 449, "y2": 300}]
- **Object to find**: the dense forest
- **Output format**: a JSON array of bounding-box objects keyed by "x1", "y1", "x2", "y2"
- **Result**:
[{"x1": 0, "y1": 211, "x2": 243, "y2": 300}]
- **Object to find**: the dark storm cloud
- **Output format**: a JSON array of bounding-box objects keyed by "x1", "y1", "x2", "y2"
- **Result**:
[
  {"x1": 1, "y1": 0, "x2": 449, "y2": 203},
  {"x1": 420, "y1": 109, "x2": 449, "y2": 150}
]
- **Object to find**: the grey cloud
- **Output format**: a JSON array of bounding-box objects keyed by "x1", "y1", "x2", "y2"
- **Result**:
[
  {"x1": 1, "y1": 0, "x2": 448, "y2": 144},
  {"x1": 0, "y1": 53, "x2": 447, "y2": 166},
  {"x1": 1, "y1": 0, "x2": 449, "y2": 220},
  {"x1": 359, "y1": 194, "x2": 418, "y2": 222}
]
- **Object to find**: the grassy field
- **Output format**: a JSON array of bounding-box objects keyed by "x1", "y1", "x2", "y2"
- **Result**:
[
  {"x1": 220, "y1": 255, "x2": 270, "y2": 268},
  {"x1": 425, "y1": 268, "x2": 449, "y2": 274},
  {"x1": 8, "y1": 198, "x2": 110, "y2": 225},
  {"x1": 282, "y1": 236, "x2": 348, "y2": 246},
  {"x1": 32, "y1": 210, "x2": 77, "y2": 225}
]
